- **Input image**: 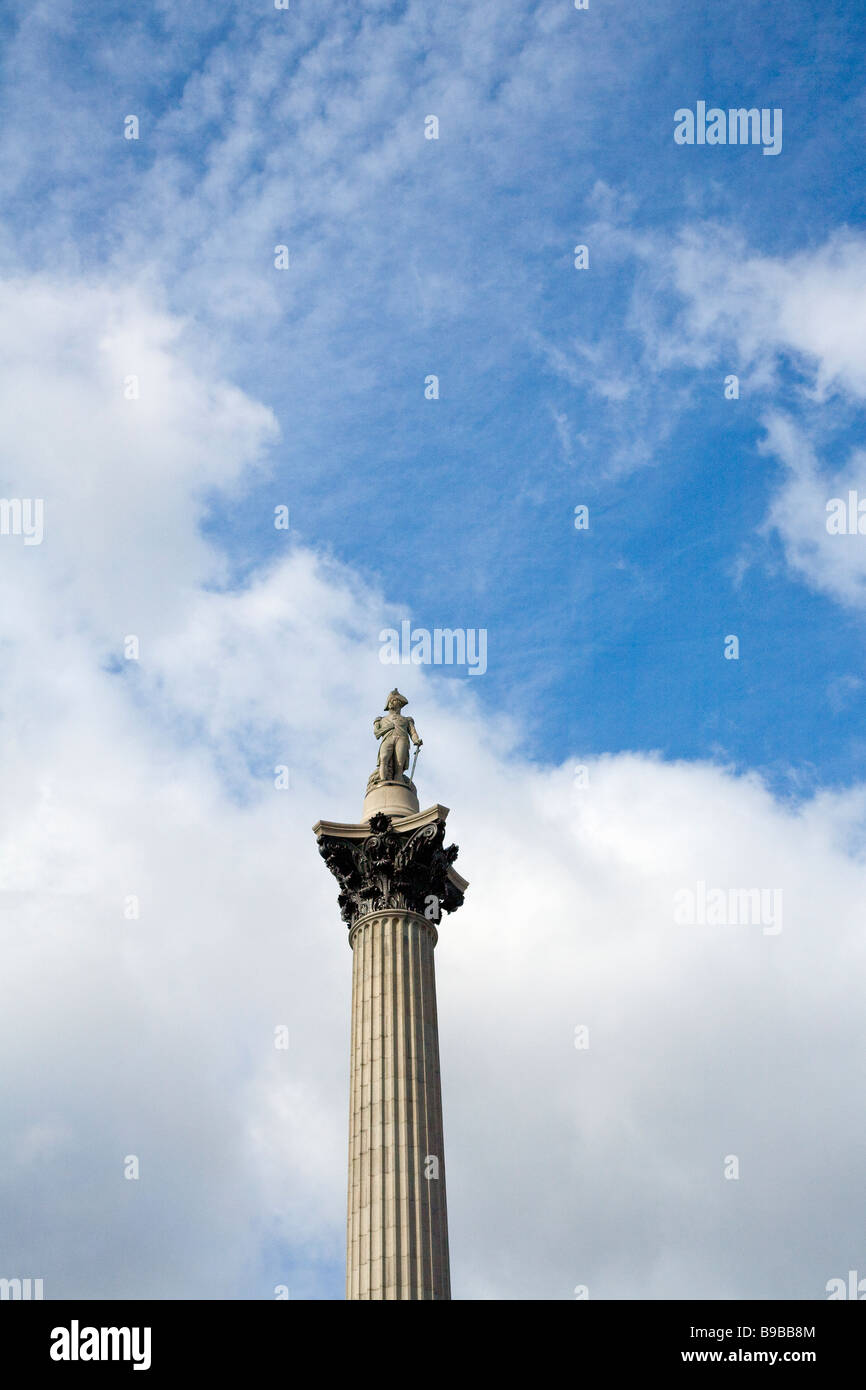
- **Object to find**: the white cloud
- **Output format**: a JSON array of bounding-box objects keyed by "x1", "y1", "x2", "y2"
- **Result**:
[
  {"x1": 0, "y1": 275, "x2": 863, "y2": 1300},
  {"x1": 588, "y1": 217, "x2": 866, "y2": 605},
  {"x1": 758, "y1": 412, "x2": 866, "y2": 610},
  {"x1": 0, "y1": 277, "x2": 277, "y2": 640},
  {"x1": 666, "y1": 228, "x2": 866, "y2": 399}
]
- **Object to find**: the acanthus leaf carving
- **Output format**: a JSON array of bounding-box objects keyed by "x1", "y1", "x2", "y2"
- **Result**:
[{"x1": 317, "y1": 813, "x2": 464, "y2": 928}]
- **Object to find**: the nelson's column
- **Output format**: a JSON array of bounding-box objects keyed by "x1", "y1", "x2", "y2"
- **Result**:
[{"x1": 313, "y1": 690, "x2": 468, "y2": 1300}]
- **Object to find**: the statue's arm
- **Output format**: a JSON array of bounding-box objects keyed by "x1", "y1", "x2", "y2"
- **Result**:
[{"x1": 407, "y1": 718, "x2": 422, "y2": 745}]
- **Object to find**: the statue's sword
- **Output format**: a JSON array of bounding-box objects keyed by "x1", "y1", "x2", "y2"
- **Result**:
[{"x1": 409, "y1": 744, "x2": 421, "y2": 782}]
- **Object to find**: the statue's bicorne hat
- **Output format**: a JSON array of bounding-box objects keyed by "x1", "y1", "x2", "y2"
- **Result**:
[{"x1": 384, "y1": 689, "x2": 409, "y2": 710}]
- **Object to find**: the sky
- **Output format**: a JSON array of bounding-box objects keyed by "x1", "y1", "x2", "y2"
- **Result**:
[{"x1": 1, "y1": 0, "x2": 865, "y2": 1300}]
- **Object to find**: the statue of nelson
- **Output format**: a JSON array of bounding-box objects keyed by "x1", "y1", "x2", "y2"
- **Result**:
[{"x1": 372, "y1": 689, "x2": 422, "y2": 784}]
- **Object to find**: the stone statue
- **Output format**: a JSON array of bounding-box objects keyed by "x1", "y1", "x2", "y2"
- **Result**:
[{"x1": 370, "y1": 689, "x2": 422, "y2": 787}]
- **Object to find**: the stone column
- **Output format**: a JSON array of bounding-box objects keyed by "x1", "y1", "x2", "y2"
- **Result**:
[
  {"x1": 347, "y1": 908, "x2": 449, "y2": 1300},
  {"x1": 314, "y1": 805, "x2": 467, "y2": 1301}
]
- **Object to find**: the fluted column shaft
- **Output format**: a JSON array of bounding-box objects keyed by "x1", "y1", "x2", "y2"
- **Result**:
[{"x1": 346, "y1": 909, "x2": 450, "y2": 1300}]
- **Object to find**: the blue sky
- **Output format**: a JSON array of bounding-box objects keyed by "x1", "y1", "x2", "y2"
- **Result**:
[
  {"x1": 3, "y1": 1, "x2": 866, "y2": 796},
  {"x1": 2, "y1": 0, "x2": 866, "y2": 1301}
]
